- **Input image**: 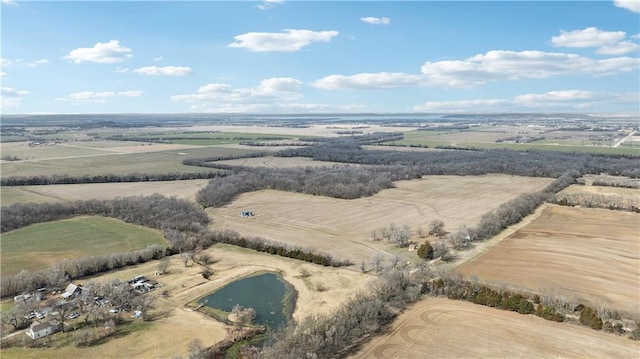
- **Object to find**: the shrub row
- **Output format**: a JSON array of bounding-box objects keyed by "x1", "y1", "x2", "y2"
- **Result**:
[{"x1": 0, "y1": 171, "x2": 224, "y2": 186}]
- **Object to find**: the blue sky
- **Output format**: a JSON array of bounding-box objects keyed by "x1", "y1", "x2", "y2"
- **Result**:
[{"x1": 1, "y1": 0, "x2": 639, "y2": 114}]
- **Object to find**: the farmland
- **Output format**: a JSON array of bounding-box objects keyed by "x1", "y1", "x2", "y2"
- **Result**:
[
  {"x1": 1, "y1": 216, "x2": 167, "y2": 274},
  {"x1": 1, "y1": 114, "x2": 639, "y2": 358},
  {"x1": 208, "y1": 174, "x2": 553, "y2": 265},
  {"x1": 458, "y1": 204, "x2": 640, "y2": 314},
  {"x1": 0, "y1": 144, "x2": 258, "y2": 178},
  {"x1": 353, "y1": 297, "x2": 640, "y2": 359},
  {"x1": 0, "y1": 179, "x2": 209, "y2": 206}
]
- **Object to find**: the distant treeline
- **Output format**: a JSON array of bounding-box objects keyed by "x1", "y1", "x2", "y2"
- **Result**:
[
  {"x1": 275, "y1": 136, "x2": 640, "y2": 177},
  {"x1": 0, "y1": 171, "x2": 225, "y2": 187},
  {"x1": 0, "y1": 194, "x2": 209, "y2": 233},
  {"x1": 196, "y1": 165, "x2": 403, "y2": 207}
]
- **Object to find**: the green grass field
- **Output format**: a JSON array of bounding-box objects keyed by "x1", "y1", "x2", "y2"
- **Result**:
[
  {"x1": 1, "y1": 216, "x2": 167, "y2": 274},
  {"x1": 387, "y1": 131, "x2": 640, "y2": 156},
  {"x1": 0, "y1": 146, "x2": 256, "y2": 178},
  {"x1": 0, "y1": 187, "x2": 63, "y2": 206}
]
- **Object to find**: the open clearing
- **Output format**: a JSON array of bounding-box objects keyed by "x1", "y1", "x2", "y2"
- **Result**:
[
  {"x1": 1, "y1": 243, "x2": 371, "y2": 359},
  {"x1": 1, "y1": 216, "x2": 167, "y2": 274},
  {"x1": 208, "y1": 175, "x2": 553, "y2": 265},
  {"x1": 0, "y1": 179, "x2": 209, "y2": 206},
  {"x1": 459, "y1": 205, "x2": 640, "y2": 314},
  {"x1": 353, "y1": 297, "x2": 640, "y2": 359}
]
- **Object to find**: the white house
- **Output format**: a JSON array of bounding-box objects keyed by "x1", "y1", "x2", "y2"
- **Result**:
[{"x1": 26, "y1": 321, "x2": 60, "y2": 339}]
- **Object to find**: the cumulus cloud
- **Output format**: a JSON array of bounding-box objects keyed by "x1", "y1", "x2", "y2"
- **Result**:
[
  {"x1": 1, "y1": 86, "x2": 29, "y2": 110},
  {"x1": 169, "y1": 77, "x2": 354, "y2": 113},
  {"x1": 360, "y1": 17, "x2": 390, "y2": 25},
  {"x1": 152, "y1": 56, "x2": 164, "y2": 62},
  {"x1": 1, "y1": 0, "x2": 18, "y2": 6},
  {"x1": 551, "y1": 27, "x2": 626, "y2": 48},
  {"x1": 64, "y1": 40, "x2": 133, "y2": 64},
  {"x1": 26, "y1": 59, "x2": 51, "y2": 67},
  {"x1": 132, "y1": 66, "x2": 192, "y2": 76},
  {"x1": 1, "y1": 58, "x2": 12, "y2": 67},
  {"x1": 114, "y1": 66, "x2": 130, "y2": 73},
  {"x1": 172, "y1": 77, "x2": 303, "y2": 104},
  {"x1": 57, "y1": 90, "x2": 143, "y2": 104},
  {"x1": 413, "y1": 90, "x2": 638, "y2": 112},
  {"x1": 311, "y1": 72, "x2": 425, "y2": 90},
  {"x1": 551, "y1": 27, "x2": 638, "y2": 54},
  {"x1": 419, "y1": 50, "x2": 640, "y2": 87},
  {"x1": 613, "y1": 0, "x2": 640, "y2": 13},
  {"x1": 228, "y1": 29, "x2": 339, "y2": 52},
  {"x1": 597, "y1": 41, "x2": 640, "y2": 55}
]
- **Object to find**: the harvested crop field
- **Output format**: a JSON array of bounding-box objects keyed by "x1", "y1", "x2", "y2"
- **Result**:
[
  {"x1": 214, "y1": 156, "x2": 352, "y2": 168},
  {"x1": 353, "y1": 297, "x2": 640, "y2": 359},
  {"x1": 459, "y1": 204, "x2": 640, "y2": 314},
  {"x1": 559, "y1": 184, "x2": 640, "y2": 201},
  {"x1": 208, "y1": 175, "x2": 553, "y2": 264},
  {"x1": 0, "y1": 179, "x2": 209, "y2": 206}
]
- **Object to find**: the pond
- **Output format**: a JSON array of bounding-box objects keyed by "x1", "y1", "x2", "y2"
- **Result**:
[{"x1": 199, "y1": 272, "x2": 296, "y2": 329}]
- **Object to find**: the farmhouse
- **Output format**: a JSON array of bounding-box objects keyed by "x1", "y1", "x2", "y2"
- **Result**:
[{"x1": 25, "y1": 321, "x2": 60, "y2": 339}]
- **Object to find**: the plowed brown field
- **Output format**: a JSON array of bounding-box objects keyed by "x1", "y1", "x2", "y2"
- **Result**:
[
  {"x1": 353, "y1": 298, "x2": 640, "y2": 359},
  {"x1": 459, "y1": 204, "x2": 640, "y2": 314},
  {"x1": 208, "y1": 175, "x2": 552, "y2": 265}
]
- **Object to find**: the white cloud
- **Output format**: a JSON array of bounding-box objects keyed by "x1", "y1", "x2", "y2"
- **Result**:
[
  {"x1": 0, "y1": 72, "x2": 6, "y2": 77},
  {"x1": 114, "y1": 66, "x2": 130, "y2": 73},
  {"x1": 1, "y1": 0, "x2": 18, "y2": 6},
  {"x1": 228, "y1": 29, "x2": 339, "y2": 52},
  {"x1": 1, "y1": 86, "x2": 29, "y2": 110},
  {"x1": 613, "y1": 0, "x2": 640, "y2": 13},
  {"x1": 257, "y1": 0, "x2": 284, "y2": 10},
  {"x1": 64, "y1": 40, "x2": 133, "y2": 64},
  {"x1": 597, "y1": 40, "x2": 640, "y2": 55},
  {"x1": 360, "y1": 17, "x2": 390, "y2": 25},
  {"x1": 1, "y1": 58, "x2": 51, "y2": 67},
  {"x1": 551, "y1": 27, "x2": 638, "y2": 54},
  {"x1": 311, "y1": 72, "x2": 425, "y2": 90},
  {"x1": 413, "y1": 90, "x2": 638, "y2": 112},
  {"x1": 152, "y1": 56, "x2": 164, "y2": 62},
  {"x1": 420, "y1": 50, "x2": 640, "y2": 87},
  {"x1": 131, "y1": 66, "x2": 192, "y2": 76},
  {"x1": 551, "y1": 27, "x2": 626, "y2": 48},
  {"x1": 26, "y1": 59, "x2": 51, "y2": 67},
  {"x1": 172, "y1": 77, "x2": 303, "y2": 104},
  {"x1": 57, "y1": 90, "x2": 142, "y2": 104}
]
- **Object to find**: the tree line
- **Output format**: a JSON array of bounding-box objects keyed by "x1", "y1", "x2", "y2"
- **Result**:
[
  {"x1": 1, "y1": 194, "x2": 209, "y2": 233},
  {"x1": 1, "y1": 171, "x2": 225, "y2": 186}
]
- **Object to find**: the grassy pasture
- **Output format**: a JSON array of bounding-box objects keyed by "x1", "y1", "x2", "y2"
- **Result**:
[
  {"x1": 0, "y1": 145, "x2": 256, "y2": 178},
  {"x1": 1, "y1": 243, "x2": 371, "y2": 359},
  {"x1": 458, "y1": 205, "x2": 640, "y2": 314},
  {"x1": 208, "y1": 174, "x2": 553, "y2": 265},
  {"x1": 1, "y1": 216, "x2": 167, "y2": 274},
  {"x1": 353, "y1": 297, "x2": 640, "y2": 359},
  {"x1": 386, "y1": 130, "x2": 640, "y2": 155},
  {"x1": 0, "y1": 179, "x2": 210, "y2": 207}
]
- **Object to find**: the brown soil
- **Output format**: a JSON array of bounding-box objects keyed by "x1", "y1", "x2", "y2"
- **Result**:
[
  {"x1": 458, "y1": 205, "x2": 640, "y2": 314},
  {"x1": 353, "y1": 297, "x2": 640, "y2": 359}
]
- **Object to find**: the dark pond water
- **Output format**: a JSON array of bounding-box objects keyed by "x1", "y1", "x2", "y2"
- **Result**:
[{"x1": 199, "y1": 272, "x2": 295, "y2": 329}]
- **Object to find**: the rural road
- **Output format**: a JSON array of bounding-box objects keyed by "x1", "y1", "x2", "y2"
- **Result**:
[{"x1": 613, "y1": 130, "x2": 636, "y2": 148}]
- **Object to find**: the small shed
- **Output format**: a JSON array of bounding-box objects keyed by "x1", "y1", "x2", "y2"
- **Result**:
[
  {"x1": 26, "y1": 321, "x2": 60, "y2": 339},
  {"x1": 61, "y1": 283, "x2": 82, "y2": 299},
  {"x1": 240, "y1": 211, "x2": 254, "y2": 218}
]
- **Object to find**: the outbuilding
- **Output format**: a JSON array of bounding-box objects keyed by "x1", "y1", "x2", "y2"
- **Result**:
[{"x1": 25, "y1": 321, "x2": 60, "y2": 339}]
